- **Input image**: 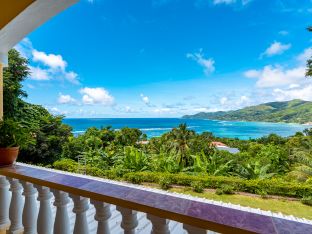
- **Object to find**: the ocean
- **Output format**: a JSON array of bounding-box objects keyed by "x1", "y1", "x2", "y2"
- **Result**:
[{"x1": 62, "y1": 118, "x2": 309, "y2": 140}]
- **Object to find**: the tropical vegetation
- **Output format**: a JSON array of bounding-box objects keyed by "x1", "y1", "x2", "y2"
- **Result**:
[{"x1": 2, "y1": 43, "x2": 312, "y2": 215}]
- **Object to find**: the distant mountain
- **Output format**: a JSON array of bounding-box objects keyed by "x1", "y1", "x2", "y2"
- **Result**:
[{"x1": 182, "y1": 99, "x2": 312, "y2": 124}]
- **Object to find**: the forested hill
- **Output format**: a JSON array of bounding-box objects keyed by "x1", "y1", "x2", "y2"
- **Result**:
[{"x1": 182, "y1": 99, "x2": 312, "y2": 124}]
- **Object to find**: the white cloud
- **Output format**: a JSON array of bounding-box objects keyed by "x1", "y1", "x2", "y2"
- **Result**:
[
  {"x1": 244, "y1": 69, "x2": 260, "y2": 78},
  {"x1": 152, "y1": 107, "x2": 175, "y2": 114},
  {"x1": 125, "y1": 106, "x2": 135, "y2": 113},
  {"x1": 29, "y1": 66, "x2": 50, "y2": 81},
  {"x1": 236, "y1": 95, "x2": 250, "y2": 106},
  {"x1": 273, "y1": 84, "x2": 312, "y2": 101},
  {"x1": 245, "y1": 47, "x2": 312, "y2": 88},
  {"x1": 140, "y1": 94, "x2": 150, "y2": 105},
  {"x1": 27, "y1": 84, "x2": 35, "y2": 89},
  {"x1": 80, "y1": 87, "x2": 114, "y2": 105},
  {"x1": 278, "y1": 30, "x2": 289, "y2": 36},
  {"x1": 32, "y1": 50, "x2": 67, "y2": 70},
  {"x1": 213, "y1": 0, "x2": 235, "y2": 4},
  {"x1": 65, "y1": 71, "x2": 79, "y2": 85},
  {"x1": 210, "y1": 0, "x2": 252, "y2": 5},
  {"x1": 47, "y1": 107, "x2": 68, "y2": 115},
  {"x1": 187, "y1": 50, "x2": 215, "y2": 75},
  {"x1": 261, "y1": 41, "x2": 291, "y2": 57},
  {"x1": 15, "y1": 38, "x2": 33, "y2": 58},
  {"x1": 297, "y1": 47, "x2": 312, "y2": 63},
  {"x1": 220, "y1": 97, "x2": 228, "y2": 105},
  {"x1": 15, "y1": 38, "x2": 79, "y2": 84},
  {"x1": 193, "y1": 107, "x2": 211, "y2": 112},
  {"x1": 244, "y1": 65, "x2": 305, "y2": 88},
  {"x1": 58, "y1": 93, "x2": 76, "y2": 104}
]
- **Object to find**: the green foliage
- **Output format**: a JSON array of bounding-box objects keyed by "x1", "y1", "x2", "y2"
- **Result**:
[
  {"x1": 183, "y1": 99, "x2": 312, "y2": 124},
  {"x1": 6, "y1": 49, "x2": 312, "y2": 201},
  {"x1": 163, "y1": 123, "x2": 196, "y2": 167},
  {"x1": 115, "y1": 146, "x2": 150, "y2": 172},
  {"x1": 301, "y1": 196, "x2": 312, "y2": 206},
  {"x1": 115, "y1": 127, "x2": 143, "y2": 146},
  {"x1": 191, "y1": 181, "x2": 204, "y2": 193},
  {"x1": 3, "y1": 50, "x2": 29, "y2": 119},
  {"x1": 215, "y1": 185, "x2": 235, "y2": 195},
  {"x1": 19, "y1": 115, "x2": 72, "y2": 165},
  {"x1": 159, "y1": 177, "x2": 172, "y2": 190},
  {"x1": 2, "y1": 49, "x2": 72, "y2": 165},
  {"x1": 0, "y1": 118, "x2": 34, "y2": 148},
  {"x1": 123, "y1": 172, "x2": 312, "y2": 198}
]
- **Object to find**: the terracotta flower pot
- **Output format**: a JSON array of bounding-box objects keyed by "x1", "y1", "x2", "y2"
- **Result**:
[{"x1": 0, "y1": 147, "x2": 20, "y2": 167}]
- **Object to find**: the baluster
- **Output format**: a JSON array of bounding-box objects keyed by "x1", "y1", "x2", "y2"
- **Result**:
[
  {"x1": 91, "y1": 200, "x2": 111, "y2": 234},
  {"x1": 116, "y1": 207, "x2": 138, "y2": 234},
  {"x1": 21, "y1": 181, "x2": 38, "y2": 234},
  {"x1": 69, "y1": 195, "x2": 90, "y2": 234},
  {"x1": 146, "y1": 214, "x2": 170, "y2": 234},
  {"x1": 35, "y1": 185, "x2": 53, "y2": 234},
  {"x1": 0, "y1": 176, "x2": 10, "y2": 231},
  {"x1": 7, "y1": 178, "x2": 24, "y2": 234},
  {"x1": 52, "y1": 190, "x2": 70, "y2": 234},
  {"x1": 183, "y1": 224, "x2": 207, "y2": 234}
]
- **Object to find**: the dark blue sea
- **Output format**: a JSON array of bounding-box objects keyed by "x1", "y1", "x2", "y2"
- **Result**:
[{"x1": 62, "y1": 118, "x2": 309, "y2": 140}]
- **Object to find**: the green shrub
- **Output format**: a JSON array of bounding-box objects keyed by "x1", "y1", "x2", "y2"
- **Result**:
[
  {"x1": 159, "y1": 177, "x2": 172, "y2": 190},
  {"x1": 301, "y1": 196, "x2": 312, "y2": 206},
  {"x1": 255, "y1": 189, "x2": 268, "y2": 198},
  {"x1": 191, "y1": 181, "x2": 204, "y2": 193},
  {"x1": 53, "y1": 159, "x2": 78, "y2": 173},
  {"x1": 52, "y1": 162, "x2": 312, "y2": 199},
  {"x1": 125, "y1": 174, "x2": 143, "y2": 184},
  {"x1": 215, "y1": 185, "x2": 235, "y2": 195}
]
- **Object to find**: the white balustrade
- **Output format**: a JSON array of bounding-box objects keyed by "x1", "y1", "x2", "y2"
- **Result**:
[
  {"x1": 183, "y1": 224, "x2": 207, "y2": 234},
  {"x1": 0, "y1": 165, "x2": 225, "y2": 234},
  {"x1": 91, "y1": 200, "x2": 111, "y2": 234},
  {"x1": 7, "y1": 178, "x2": 23, "y2": 234},
  {"x1": 116, "y1": 207, "x2": 138, "y2": 234},
  {"x1": 0, "y1": 176, "x2": 10, "y2": 231},
  {"x1": 21, "y1": 181, "x2": 38, "y2": 234},
  {"x1": 35, "y1": 185, "x2": 53, "y2": 234},
  {"x1": 70, "y1": 195, "x2": 90, "y2": 234},
  {"x1": 147, "y1": 214, "x2": 170, "y2": 234},
  {"x1": 52, "y1": 190, "x2": 70, "y2": 234}
]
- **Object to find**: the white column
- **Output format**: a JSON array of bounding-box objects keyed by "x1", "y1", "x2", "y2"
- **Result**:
[
  {"x1": 21, "y1": 181, "x2": 38, "y2": 234},
  {"x1": 7, "y1": 178, "x2": 24, "y2": 234},
  {"x1": 146, "y1": 214, "x2": 170, "y2": 234},
  {"x1": 52, "y1": 190, "x2": 70, "y2": 234},
  {"x1": 116, "y1": 207, "x2": 138, "y2": 234},
  {"x1": 0, "y1": 176, "x2": 10, "y2": 230},
  {"x1": 35, "y1": 185, "x2": 53, "y2": 234},
  {"x1": 183, "y1": 224, "x2": 207, "y2": 234},
  {"x1": 70, "y1": 195, "x2": 90, "y2": 234},
  {"x1": 91, "y1": 200, "x2": 111, "y2": 234}
]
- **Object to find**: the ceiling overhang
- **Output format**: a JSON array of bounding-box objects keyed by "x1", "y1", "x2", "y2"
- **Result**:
[{"x1": 0, "y1": 0, "x2": 78, "y2": 66}]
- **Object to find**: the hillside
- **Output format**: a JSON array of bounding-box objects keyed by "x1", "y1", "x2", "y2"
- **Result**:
[{"x1": 182, "y1": 99, "x2": 312, "y2": 124}]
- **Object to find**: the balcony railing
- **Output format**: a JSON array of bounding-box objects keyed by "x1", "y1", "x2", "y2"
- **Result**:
[{"x1": 0, "y1": 163, "x2": 312, "y2": 234}]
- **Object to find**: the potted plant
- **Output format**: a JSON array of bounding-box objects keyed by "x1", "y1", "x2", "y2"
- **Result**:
[{"x1": 0, "y1": 118, "x2": 33, "y2": 166}]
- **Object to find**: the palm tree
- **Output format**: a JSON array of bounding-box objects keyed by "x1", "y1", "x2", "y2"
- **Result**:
[
  {"x1": 165, "y1": 124, "x2": 195, "y2": 167},
  {"x1": 237, "y1": 161, "x2": 275, "y2": 180}
]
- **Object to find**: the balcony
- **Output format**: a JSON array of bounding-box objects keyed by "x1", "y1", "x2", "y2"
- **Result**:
[{"x1": 0, "y1": 163, "x2": 311, "y2": 234}]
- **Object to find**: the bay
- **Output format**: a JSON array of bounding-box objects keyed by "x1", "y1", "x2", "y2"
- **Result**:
[{"x1": 62, "y1": 118, "x2": 309, "y2": 140}]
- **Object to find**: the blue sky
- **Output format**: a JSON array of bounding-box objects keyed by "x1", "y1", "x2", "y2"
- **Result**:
[{"x1": 16, "y1": 0, "x2": 312, "y2": 117}]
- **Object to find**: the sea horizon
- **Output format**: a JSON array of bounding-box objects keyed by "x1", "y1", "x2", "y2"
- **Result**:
[{"x1": 63, "y1": 117, "x2": 308, "y2": 140}]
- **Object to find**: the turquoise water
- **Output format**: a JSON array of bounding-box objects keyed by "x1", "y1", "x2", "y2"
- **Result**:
[{"x1": 62, "y1": 118, "x2": 309, "y2": 140}]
